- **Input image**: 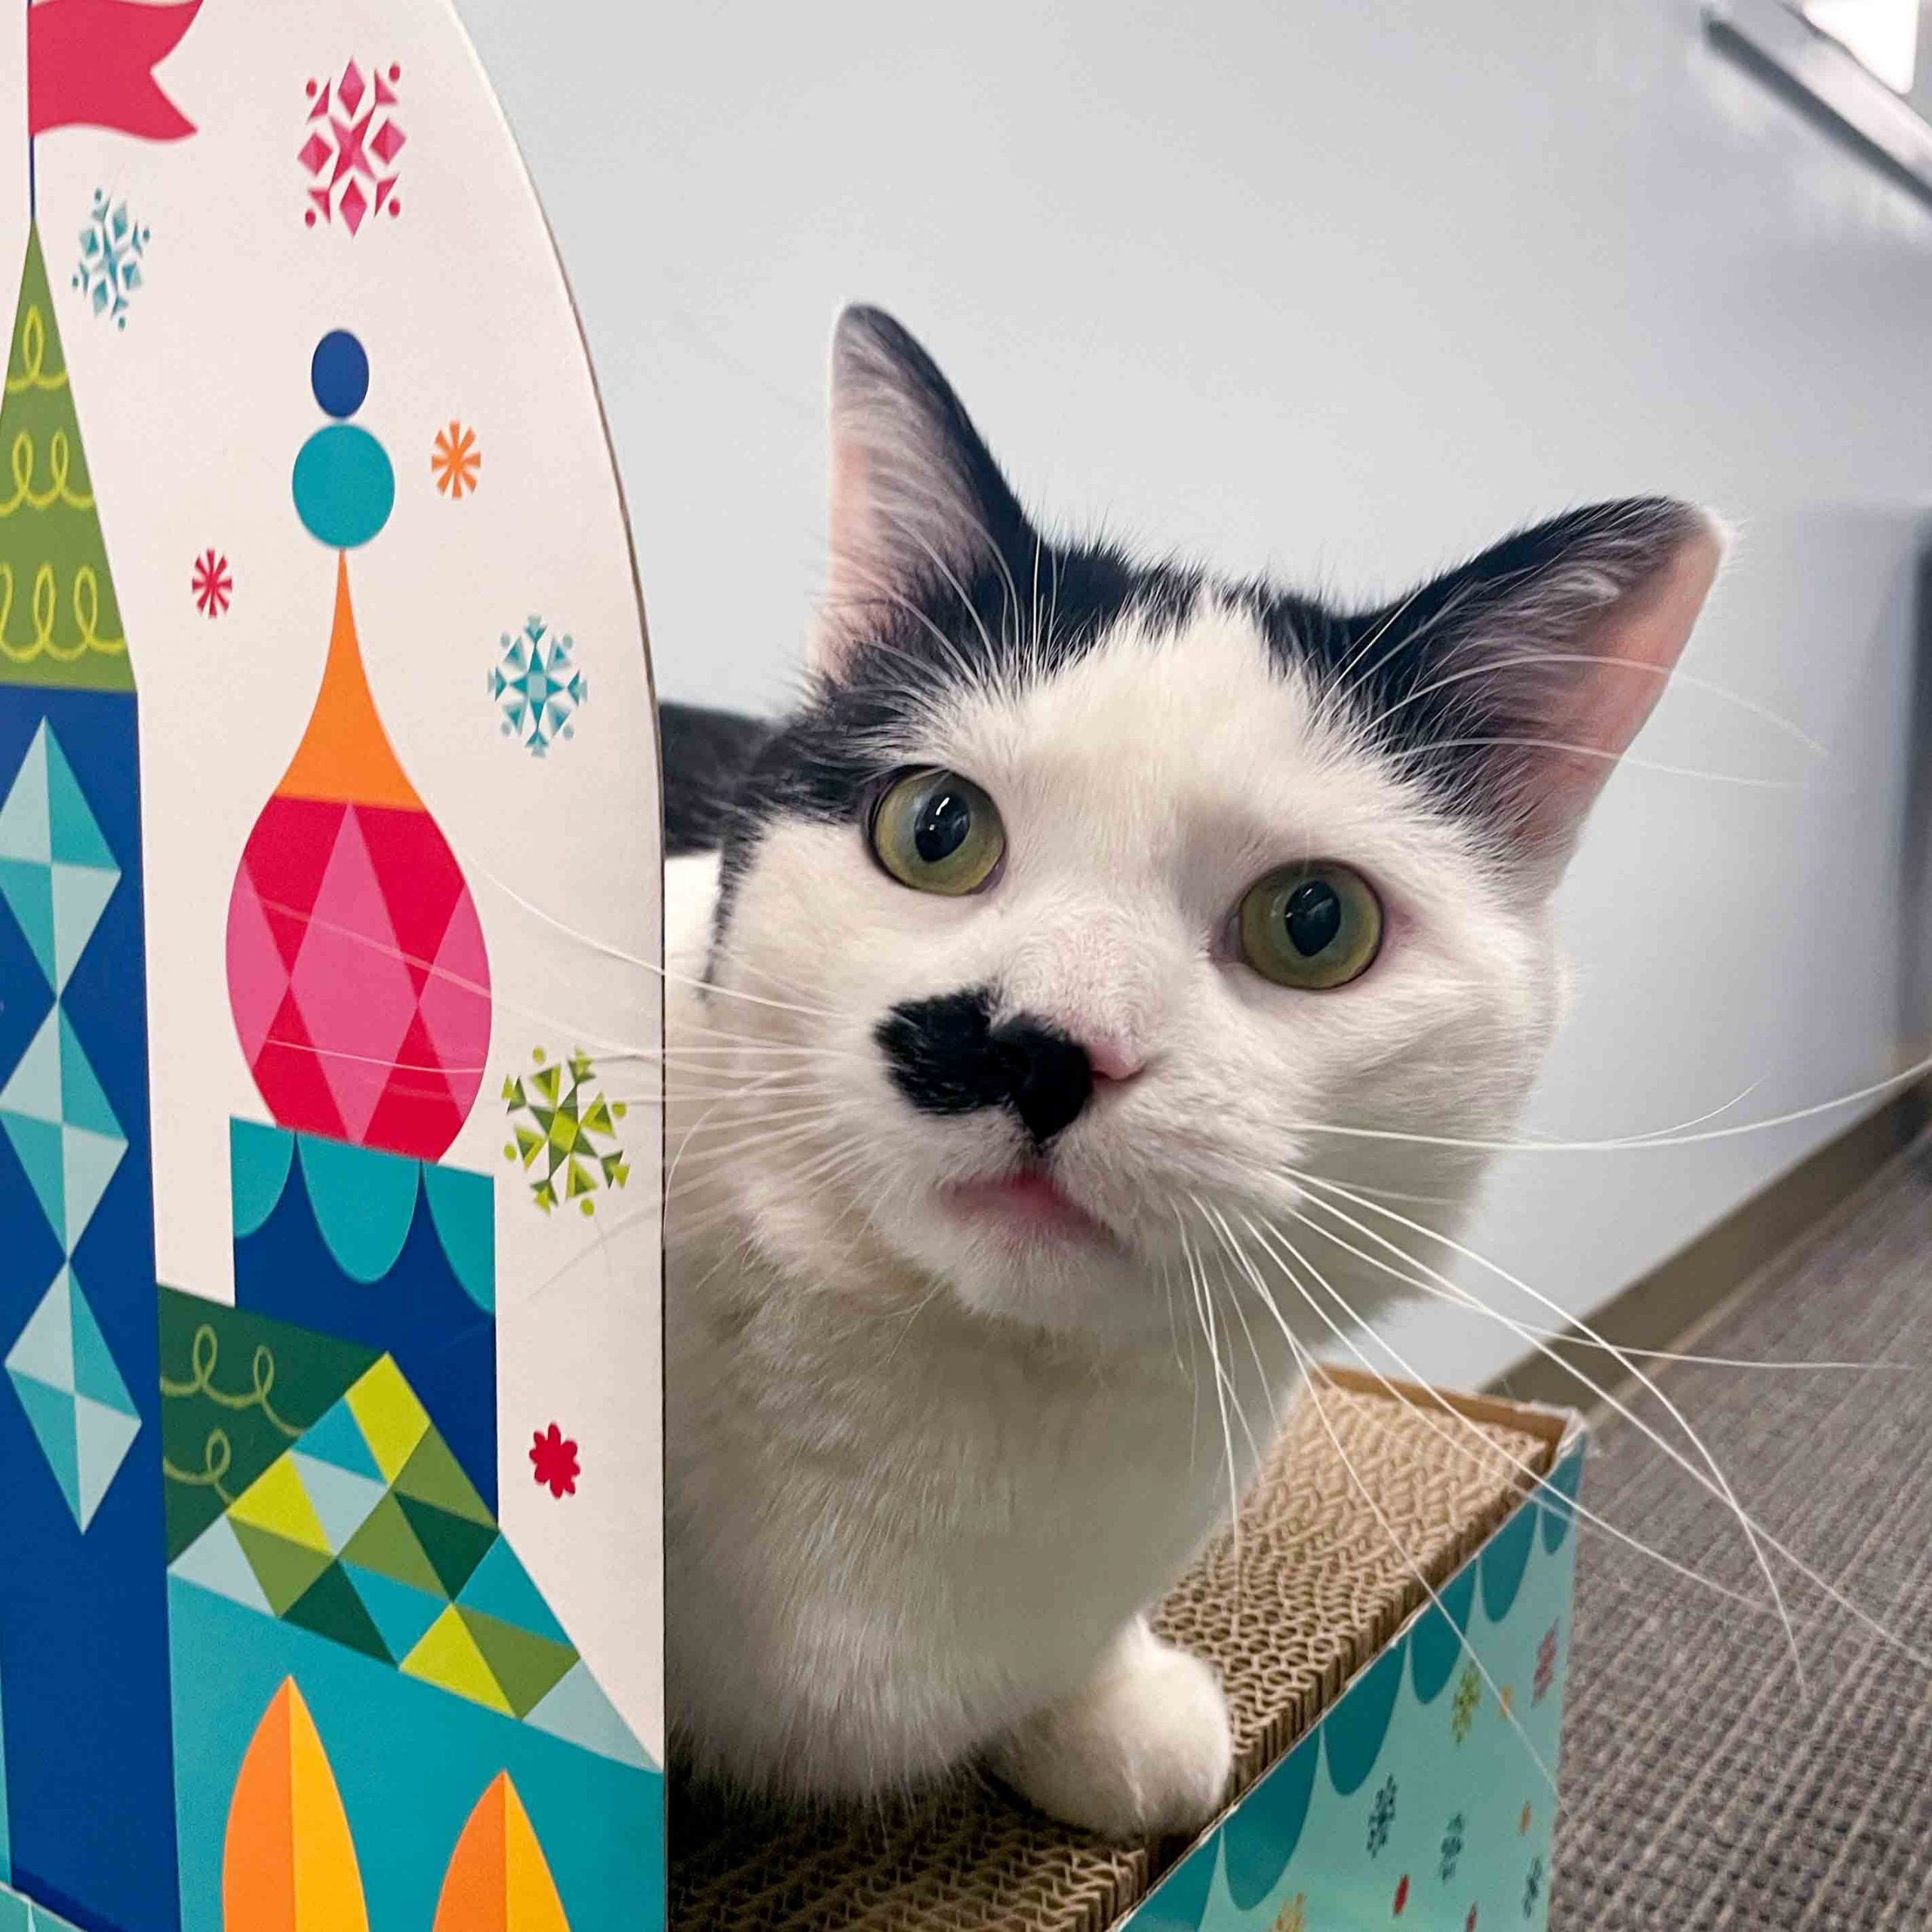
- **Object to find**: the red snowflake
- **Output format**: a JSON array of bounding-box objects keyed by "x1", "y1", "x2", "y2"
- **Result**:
[
  {"x1": 530, "y1": 1423, "x2": 580, "y2": 1498},
  {"x1": 191, "y1": 549, "x2": 232, "y2": 617},
  {"x1": 300, "y1": 60, "x2": 405, "y2": 233},
  {"x1": 1533, "y1": 1621, "x2": 1560, "y2": 1705}
]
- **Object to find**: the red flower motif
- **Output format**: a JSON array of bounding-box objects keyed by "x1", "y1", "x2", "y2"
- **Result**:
[
  {"x1": 192, "y1": 549, "x2": 232, "y2": 617},
  {"x1": 530, "y1": 1423, "x2": 579, "y2": 1498}
]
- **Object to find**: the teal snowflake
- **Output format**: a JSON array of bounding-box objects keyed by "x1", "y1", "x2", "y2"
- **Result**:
[
  {"x1": 1367, "y1": 1774, "x2": 1397, "y2": 1857},
  {"x1": 72, "y1": 190, "x2": 149, "y2": 330},
  {"x1": 490, "y1": 616, "x2": 585, "y2": 755}
]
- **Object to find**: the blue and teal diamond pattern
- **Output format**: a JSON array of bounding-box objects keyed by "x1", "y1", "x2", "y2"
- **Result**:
[
  {"x1": 4, "y1": 1266, "x2": 140, "y2": 1533},
  {"x1": 0, "y1": 718, "x2": 135, "y2": 1531}
]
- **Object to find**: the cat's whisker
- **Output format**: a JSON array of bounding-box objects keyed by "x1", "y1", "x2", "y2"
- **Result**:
[
  {"x1": 1382, "y1": 732, "x2": 1805, "y2": 789},
  {"x1": 1176, "y1": 1215, "x2": 1246, "y2": 1617},
  {"x1": 1374, "y1": 648, "x2": 1825, "y2": 756},
  {"x1": 1234, "y1": 1208, "x2": 1785, "y2": 1617},
  {"x1": 260, "y1": 869, "x2": 846, "y2": 1037},
  {"x1": 1279, "y1": 1170, "x2": 1884, "y2": 1687},
  {"x1": 1276, "y1": 1052, "x2": 1932, "y2": 1157},
  {"x1": 497, "y1": 1197, "x2": 661, "y2": 1315},
  {"x1": 1274, "y1": 1202, "x2": 1900, "y2": 1373},
  {"x1": 1208, "y1": 1213, "x2": 1565, "y2": 1807},
  {"x1": 665, "y1": 1066, "x2": 818, "y2": 1195}
]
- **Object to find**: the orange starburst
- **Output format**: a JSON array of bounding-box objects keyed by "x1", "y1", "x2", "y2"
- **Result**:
[{"x1": 431, "y1": 420, "x2": 481, "y2": 498}]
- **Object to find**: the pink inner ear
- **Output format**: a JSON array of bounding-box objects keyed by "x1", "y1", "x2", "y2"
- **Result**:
[{"x1": 1531, "y1": 519, "x2": 1724, "y2": 838}]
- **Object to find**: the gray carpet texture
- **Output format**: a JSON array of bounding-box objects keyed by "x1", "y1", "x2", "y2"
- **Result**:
[{"x1": 1551, "y1": 1135, "x2": 1932, "y2": 1929}]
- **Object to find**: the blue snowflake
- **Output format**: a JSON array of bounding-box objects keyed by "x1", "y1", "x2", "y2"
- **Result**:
[
  {"x1": 1522, "y1": 1854, "x2": 1545, "y2": 1918},
  {"x1": 72, "y1": 190, "x2": 149, "y2": 330},
  {"x1": 1440, "y1": 1810, "x2": 1466, "y2": 1881},
  {"x1": 490, "y1": 616, "x2": 586, "y2": 756},
  {"x1": 1367, "y1": 1774, "x2": 1398, "y2": 1858}
]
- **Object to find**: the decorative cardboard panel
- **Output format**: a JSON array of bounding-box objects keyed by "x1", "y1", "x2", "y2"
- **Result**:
[{"x1": 0, "y1": 3, "x2": 664, "y2": 1928}]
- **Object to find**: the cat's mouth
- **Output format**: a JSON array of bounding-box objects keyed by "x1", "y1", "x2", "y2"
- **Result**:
[{"x1": 939, "y1": 1164, "x2": 1116, "y2": 1247}]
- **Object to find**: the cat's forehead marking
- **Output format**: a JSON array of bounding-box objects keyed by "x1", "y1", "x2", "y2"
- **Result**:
[{"x1": 912, "y1": 598, "x2": 1441, "y2": 868}]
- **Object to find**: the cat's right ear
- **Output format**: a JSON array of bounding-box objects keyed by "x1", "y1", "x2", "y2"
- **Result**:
[{"x1": 816, "y1": 306, "x2": 1030, "y2": 680}]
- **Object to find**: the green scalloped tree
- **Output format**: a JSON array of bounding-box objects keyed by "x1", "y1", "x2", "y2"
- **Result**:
[{"x1": 0, "y1": 223, "x2": 133, "y2": 691}]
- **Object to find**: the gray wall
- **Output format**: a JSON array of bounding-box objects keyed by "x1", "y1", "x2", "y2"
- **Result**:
[{"x1": 460, "y1": 0, "x2": 1932, "y2": 1389}]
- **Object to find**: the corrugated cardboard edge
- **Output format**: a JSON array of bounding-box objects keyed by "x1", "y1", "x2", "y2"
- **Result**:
[{"x1": 1131, "y1": 1374, "x2": 1586, "y2": 1917}]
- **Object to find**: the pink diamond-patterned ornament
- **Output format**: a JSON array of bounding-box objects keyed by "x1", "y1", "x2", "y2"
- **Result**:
[
  {"x1": 301, "y1": 60, "x2": 405, "y2": 232},
  {"x1": 228, "y1": 797, "x2": 491, "y2": 1159}
]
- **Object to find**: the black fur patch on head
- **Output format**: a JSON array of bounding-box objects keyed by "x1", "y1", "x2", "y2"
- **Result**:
[{"x1": 684, "y1": 307, "x2": 1705, "y2": 934}]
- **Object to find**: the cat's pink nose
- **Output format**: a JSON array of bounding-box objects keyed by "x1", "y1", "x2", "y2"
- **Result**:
[{"x1": 1082, "y1": 1034, "x2": 1146, "y2": 1084}]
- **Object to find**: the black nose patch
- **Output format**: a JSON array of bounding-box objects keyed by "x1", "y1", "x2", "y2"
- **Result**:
[{"x1": 876, "y1": 990, "x2": 1094, "y2": 1143}]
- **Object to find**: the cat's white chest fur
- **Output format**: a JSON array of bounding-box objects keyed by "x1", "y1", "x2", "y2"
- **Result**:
[{"x1": 663, "y1": 851, "x2": 1284, "y2": 1826}]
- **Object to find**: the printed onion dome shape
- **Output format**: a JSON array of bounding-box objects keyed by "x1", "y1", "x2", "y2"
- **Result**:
[{"x1": 226, "y1": 331, "x2": 491, "y2": 1159}]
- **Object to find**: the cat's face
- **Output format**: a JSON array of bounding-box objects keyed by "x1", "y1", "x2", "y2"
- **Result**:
[{"x1": 690, "y1": 309, "x2": 1720, "y2": 1342}]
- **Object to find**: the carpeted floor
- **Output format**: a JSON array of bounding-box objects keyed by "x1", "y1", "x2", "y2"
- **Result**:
[{"x1": 1552, "y1": 1136, "x2": 1932, "y2": 1929}]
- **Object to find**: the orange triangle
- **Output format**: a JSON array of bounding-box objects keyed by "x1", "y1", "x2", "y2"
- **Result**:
[
  {"x1": 275, "y1": 553, "x2": 423, "y2": 810},
  {"x1": 434, "y1": 1772, "x2": 571, "y2": 1932},
  {"x1": 223, "y1": 1678, "x2": 370, "y2": 1932}
]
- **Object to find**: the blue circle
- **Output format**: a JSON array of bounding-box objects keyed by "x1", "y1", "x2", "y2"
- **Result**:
[
  {"x1": 311, "y1": 330, "x2": 369, "y2": 418},
  {"x1": 292, "y1": 423, "x2": 395, "y2": 547}
]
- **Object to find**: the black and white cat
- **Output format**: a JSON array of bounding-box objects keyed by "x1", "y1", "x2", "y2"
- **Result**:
[{"x1": 659, "y1": 307, "x2": 1719, "y2": 1838}]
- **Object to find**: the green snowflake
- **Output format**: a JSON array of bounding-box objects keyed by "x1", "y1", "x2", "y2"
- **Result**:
[
  {"x1": 502, "y1": 1048, "x2": 629, "y2": 1215},
  {"x1": 1451, "y1": 1663, "x2": 1482, "y2": 1743}
]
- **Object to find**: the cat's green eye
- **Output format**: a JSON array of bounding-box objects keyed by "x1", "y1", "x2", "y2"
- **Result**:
[
  {"x1": 1238, "y1": 862, "x2": 1383, "y2": 990},
  {"x1": 870, "y1": 769, "x2": 1007, "y2": 896}
]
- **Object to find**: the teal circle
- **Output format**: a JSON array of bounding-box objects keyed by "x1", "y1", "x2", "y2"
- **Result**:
[
  {"x1": 293, "y1": 422, "x2": 395, "y2": 547},
  {"x1": 1480, "y1": 1493, "x2": 1538, "y2": 1624},
  {"x1": 1409, "y1": 1564, "x2": 1478, "y2": 1706},
  {"x1": 1223, "y1": 1730, "x2": 1318, "y2": 1908},
  {"x1": 1322, "y1": 1638, "x2": 1406, "y2": 1796},
  {"x1": 1131, "y1": 1834, "x2": 1218, "y2": 1931}
]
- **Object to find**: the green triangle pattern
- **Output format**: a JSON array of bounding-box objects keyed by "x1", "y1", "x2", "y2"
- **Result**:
[
  {"x1": 342, "y1": 1561, "x2": 445, "y2": 1660},
  {"x1": 295, "y1": 1393, "x2": 387, "y2": 1484},
  {"x1": 285, "y1": 1561, "x2": 392, "y2": 1663},
  {"x1": 395, "y1": 1493, "x2": 496, "y2": 1598},
  {"x1": 393, "y1": 1427, "x2": 493, "y2": 1527},
  {"x1": 458, "y1": 1607, "x2": 577, "y2": 1718},
  {"x1": 340, "y1": 1489, "x2": 450, "y2": 1599},
  {"x1": 231, "y1": 1519, "x2": 332, "y2": 1617},
  {"x1": 0, "y1": 228, "x2": 134, "y2": 691},
  {"x1": 167, "y1": 1346, "x2": 608, "y2": 1743}
]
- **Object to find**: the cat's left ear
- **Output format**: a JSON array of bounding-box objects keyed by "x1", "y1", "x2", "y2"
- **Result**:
[
  {"x1": 816, "y1": 306, "x2": 1032, "y2": 679},
  {"x1": 1364, "y1": 499, "x2": 1725, "y2": 878}
]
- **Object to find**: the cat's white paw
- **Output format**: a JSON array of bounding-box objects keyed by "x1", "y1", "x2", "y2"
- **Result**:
[{"x1": 990, "y1": 1620, "x2": 1232, "y2": 1841}]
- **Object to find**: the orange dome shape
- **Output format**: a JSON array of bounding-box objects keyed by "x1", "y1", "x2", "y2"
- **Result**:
[
  {"x1": 433, "y1": 1772, "x2": 572, "y2": 1932},
  {"x1": 221, "y1": 1678, "x2": 368, "y2": 1932}
]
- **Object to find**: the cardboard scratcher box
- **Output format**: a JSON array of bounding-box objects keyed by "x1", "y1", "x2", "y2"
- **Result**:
[
  {"x1": 0, "y1": 8, "x2": 1586, "y2": 1932},
  {"x1": 673, "y1": 1376, "x2": 1586, "y2": 1932}
]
